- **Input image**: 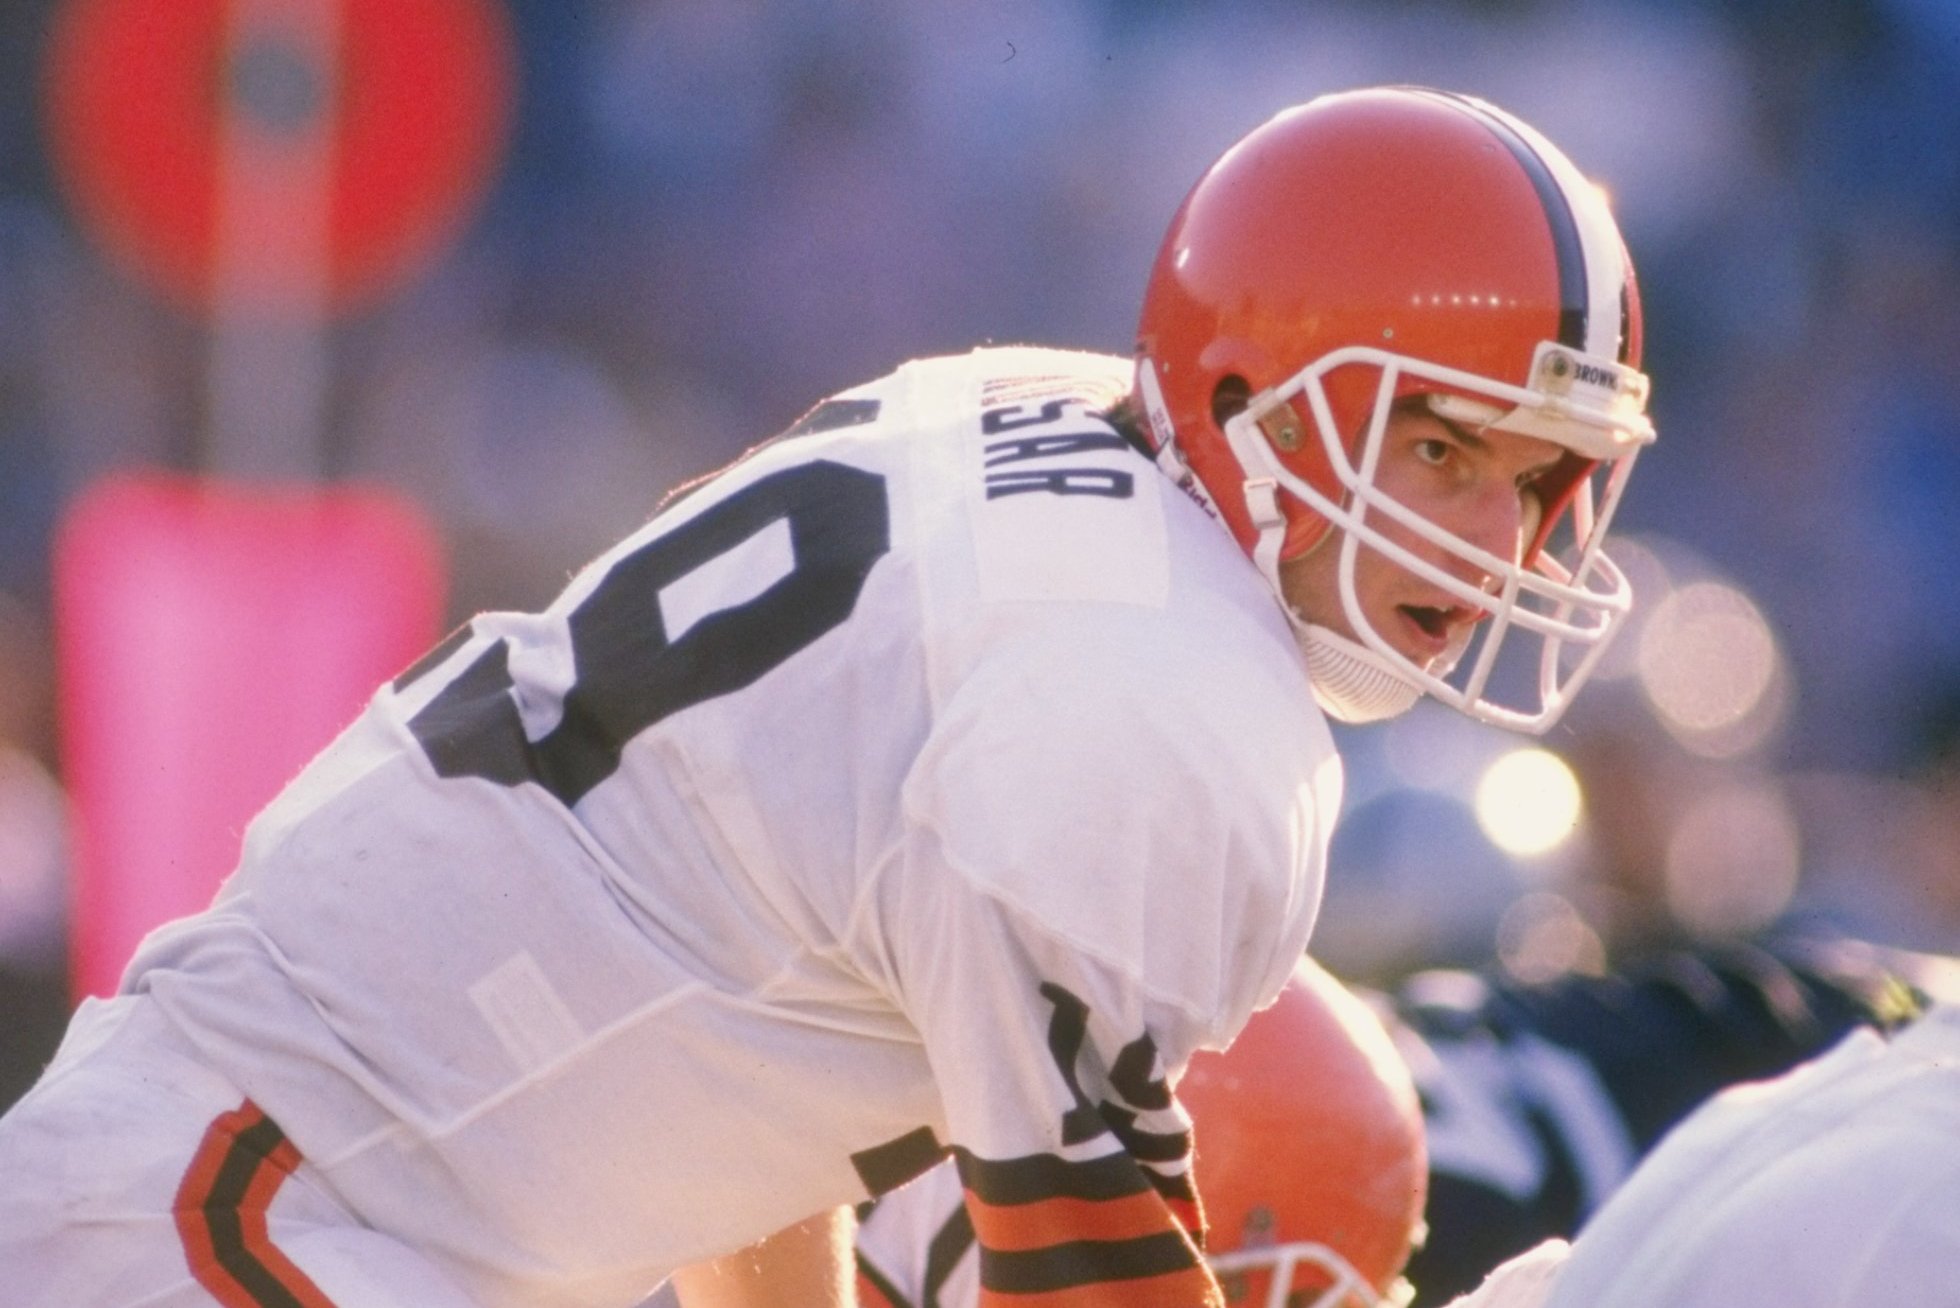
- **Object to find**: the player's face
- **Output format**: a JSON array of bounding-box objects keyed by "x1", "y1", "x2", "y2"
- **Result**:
[{"x1": 1279, "y1": 401, "x2": 1563, "y2": 671}]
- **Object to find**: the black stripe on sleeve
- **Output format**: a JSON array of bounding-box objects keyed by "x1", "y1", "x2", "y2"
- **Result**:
[
  {"x1": 406, "y1": 640, "x2": 534, "y2": 787},
  {"x1": 852, "y1": 1126, "x2": 949, "y2": 1197},
  {"x1": 951, "y1": 1147, "x2": 1155, "y2": 1206},
  {"x1": 1143, "y1": 1165, "x2": 1197, "y2": 1205},
  {"x1": 978, "y1": 1231, "x2": 1201, "y2": 1295}
]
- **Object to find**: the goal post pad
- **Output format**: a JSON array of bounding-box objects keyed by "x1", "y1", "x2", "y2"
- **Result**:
[{"x1": 53, "y1": 472, "x2": 446, "y2": 999}]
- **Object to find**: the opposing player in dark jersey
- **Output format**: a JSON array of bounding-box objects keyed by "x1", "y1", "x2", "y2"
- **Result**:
[
  {"x1": 1435, "y1": 947, "x2": 1953, "y2": 1308},
  {"x1": 1393, "y1": 935, "x2": 1927, "y2": 1305},
  {"x1": 0, "y1": 88, "x2": 1654, "y2": 1308}
]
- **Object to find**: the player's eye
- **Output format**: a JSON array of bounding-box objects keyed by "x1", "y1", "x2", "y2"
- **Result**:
[{"x1": 1413, "y1": 438, "x2": 1452, "y2": 467}]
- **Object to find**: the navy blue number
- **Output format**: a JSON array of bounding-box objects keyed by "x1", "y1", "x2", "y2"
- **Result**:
[{"x1": 405, "y1": 460, "x2": 890, "y2": 805}]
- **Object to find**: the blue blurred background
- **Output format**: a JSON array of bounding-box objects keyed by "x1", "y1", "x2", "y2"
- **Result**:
[{"x1": 1, "y1": 0, "x2": 1958, "y2": 1101}]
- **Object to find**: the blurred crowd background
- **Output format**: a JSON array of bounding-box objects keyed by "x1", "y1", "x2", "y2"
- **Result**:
[{"x1": 2, "y1": 0, "x2": 1958, "y2": 1107}]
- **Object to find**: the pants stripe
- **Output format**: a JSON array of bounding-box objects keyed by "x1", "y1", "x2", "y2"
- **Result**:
[{"x1": 174, "y1": 1101, "x2": 337, "y2": 1308}]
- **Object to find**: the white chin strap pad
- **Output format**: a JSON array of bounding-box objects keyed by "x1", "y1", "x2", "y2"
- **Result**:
[{"x1": 1300, "y1": 623, "x2": 1423, "y2": 724}]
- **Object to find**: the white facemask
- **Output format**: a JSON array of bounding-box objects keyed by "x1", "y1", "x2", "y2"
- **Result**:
[{"x1": 1221, "y1": 343, "x2": 1651, "y2": 735}]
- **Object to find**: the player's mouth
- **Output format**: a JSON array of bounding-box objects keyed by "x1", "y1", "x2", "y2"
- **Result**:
[{"x1": 1395, "y1": 602, "x2": 1480, "y2": 662}]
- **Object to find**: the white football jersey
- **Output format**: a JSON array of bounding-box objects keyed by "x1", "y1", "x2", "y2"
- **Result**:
[
  {"x1": 1523, "y1": 1003, "x2": 1960, "y2": 1308},
  {"x1": 123, "y1": 346, "x2": 1341, "y2": 1305}
]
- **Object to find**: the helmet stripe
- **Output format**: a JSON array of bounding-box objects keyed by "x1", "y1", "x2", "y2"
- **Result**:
[
  {"x1": 1461, "y1": 95, "x2": 1634, "y2": 364},
  {"x1": 1410, "y1": 88, "x2": 1590, "y2": 350},
  {"x1": 1619, "y1": 277, "x2": 1633, "y2": 364}
]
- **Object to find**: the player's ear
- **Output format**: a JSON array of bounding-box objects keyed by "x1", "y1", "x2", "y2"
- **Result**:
[{"x1": 1211, "y1": 375, "x2": 1251, "y2": 428}]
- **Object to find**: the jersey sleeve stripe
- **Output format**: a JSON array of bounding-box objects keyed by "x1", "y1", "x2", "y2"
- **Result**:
[
  {"x1": 965, "y1": 1188, "x2": 1199, "y2": 1252},
  {"x1": 925, "y1": 1205, "x2": 979, "y2": 1301},
  {"x1": 852, "y1": 1124, "x2": 951, "y2": 1196},
  {"x1": 954, "y1": 1148, "x2": 1218, "y2": 1304},
  {"x1": 855, "y1": 1262, "x2": 913, "y2": 1308},
  {"x1": 785, "y1": 397, "x2": 884, "y2": 436},
  {"x1": 977, "y1": 1232, "x2": 1213, "y2": 1300},
  {"x1": 953, "y1": 1147, "x2": 1153, "y2": 1205},
  {"x1": 1161, "y1": 1191, "x2": 1205, "y2": 1246},
  {"x1": 173, "y1": 1101, "x2": 338, "y2": 1308},
  {"x1": 1119, "y1": 1138, "x2": 1204, "y2": 1247}
]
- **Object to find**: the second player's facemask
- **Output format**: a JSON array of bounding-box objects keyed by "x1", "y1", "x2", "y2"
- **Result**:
[{"x1": 1210, "y1": 1238, "x2": 1414, "y2": 1308}]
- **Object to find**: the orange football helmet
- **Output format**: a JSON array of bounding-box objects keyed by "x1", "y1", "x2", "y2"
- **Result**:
[
  {"x1": 1134, "y1": 87, "x2": 1654, "y2": 732},
  {"x1": 1185, "y1": 957, "x2": 1428, "y2": 1308}
]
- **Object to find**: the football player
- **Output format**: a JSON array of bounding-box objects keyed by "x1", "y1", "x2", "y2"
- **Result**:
[
  {"x1": 0, "y1": 87, "x2": 1652, "y2": 1307},
  {"x1": 1391, "y1": 935, "x2": 1928, "y2": 1305}
]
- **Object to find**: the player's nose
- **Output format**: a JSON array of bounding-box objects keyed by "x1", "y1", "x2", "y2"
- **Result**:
[{"x1": 1456, "y1": 478, "x2": 1532, "y2": 576}]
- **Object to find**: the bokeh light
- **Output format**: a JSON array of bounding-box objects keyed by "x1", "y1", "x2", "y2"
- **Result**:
[
  {"x1": 1474, "y1": 748, "x2": 1583, "y2": 858},
  {"x1": 1664, "y1": 781, "x2": 1802, "y2": 936},
  {"x1": 1497, "y1": 892, "x2": 1605, "y2": 983},
  {"x1": 1637, "y1": 580, "x2": 1789, "y2": 757}
]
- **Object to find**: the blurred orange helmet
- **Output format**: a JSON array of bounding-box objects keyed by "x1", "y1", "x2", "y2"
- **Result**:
[
  {"x1": 1134, "y1": 86, "x2": 1654, "y2": 732},
  {"x1": 1184, "y1": 957, "x2": 1428, "y2": 1308}
]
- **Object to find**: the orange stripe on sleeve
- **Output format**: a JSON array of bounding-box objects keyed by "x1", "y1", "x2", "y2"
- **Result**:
[
  {"x1": 964, "y1": 1183, "x2": 1222, "y2": 1306},
  {"x1": 966, "y1": 1188, "x2": 1189, "y2": 1253}
]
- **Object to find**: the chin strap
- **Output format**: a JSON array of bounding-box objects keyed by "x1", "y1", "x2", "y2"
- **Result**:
[
  {"x1": 1239, "y1": 473, "x2": 1425, "y2": 726},
  {"x1": 1300, "y1": 623, "x2": 1423, "y2": 724},
  {"x1": 1155, "y1": 406, "x2": 1421, "y2": 726}
]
